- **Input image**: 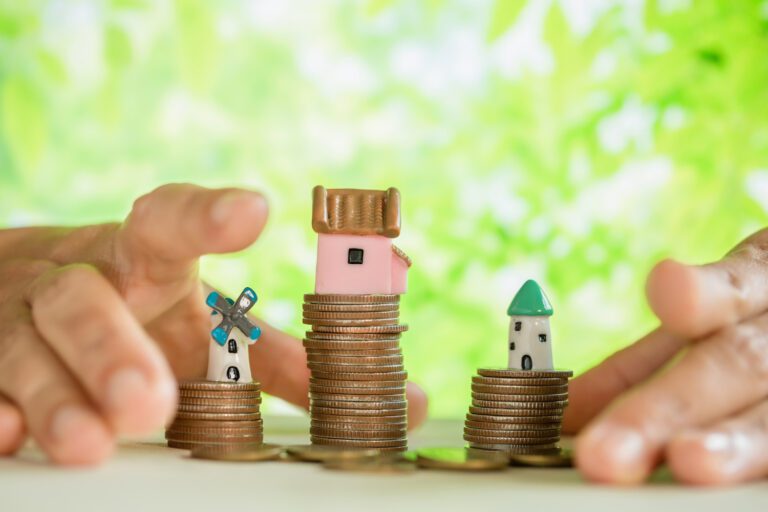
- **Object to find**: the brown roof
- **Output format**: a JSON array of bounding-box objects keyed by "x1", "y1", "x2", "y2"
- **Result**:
[{"x1": 312, "y1": 186, "x2": 401, "y2": 238}]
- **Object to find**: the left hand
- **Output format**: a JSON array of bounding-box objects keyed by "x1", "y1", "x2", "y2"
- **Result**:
[{"x1": 564, "y1": 229, "x2": 768, "y2": 485}]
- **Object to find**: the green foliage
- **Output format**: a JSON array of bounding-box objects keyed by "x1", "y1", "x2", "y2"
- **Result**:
[{"x1": 0, "y1": 0, "x2": 766, "y2": 416}]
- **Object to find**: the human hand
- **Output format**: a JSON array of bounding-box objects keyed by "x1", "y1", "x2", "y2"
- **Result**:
[
  {"x1": 0, "y1": 184, "x2": 428, "y2": 465},
  {"x1": 564, "y1": 229, "x2": 768, "y2": 485}
]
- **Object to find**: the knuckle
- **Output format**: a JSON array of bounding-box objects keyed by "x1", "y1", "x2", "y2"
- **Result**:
[
  {"x1": 32, "y1": 265, "x2": 100, "y2": 312},
  {"x1": 714, "y1": 324, "x2": 768, "y2": 380}
]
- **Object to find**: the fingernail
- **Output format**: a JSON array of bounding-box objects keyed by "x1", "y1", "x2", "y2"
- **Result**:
[
  {"x1": 584, "y1": 425, "x2": 647, "y2": 483},
  {"x1": 106, "y1": 368, "x2": 149, "y2": 411},
  {"x1": 210, "y1": 191, "x2": 255, "y2": 225},
  {"x1": 51, "y1": 405, "x2": 94, "y2": 441},
  {"x1": 696, "y1": 430, "x2": 750, "y2": 475}
]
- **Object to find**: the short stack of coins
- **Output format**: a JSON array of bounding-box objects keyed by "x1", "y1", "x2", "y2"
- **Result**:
[
  {"x1": 303, "y1": 293, "x2": 408, "y2": 452},
  {"x1": 165, "y1": 380, "x2": 263, "y2": 450},
  {"x1": 463, "y1": 368, "x2": 573, "y2": 454}
]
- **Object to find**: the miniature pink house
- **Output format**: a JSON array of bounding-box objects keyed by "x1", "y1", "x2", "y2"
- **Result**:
[{"x1": 312, "y1": 186, "x2": 412, "y2": 295}]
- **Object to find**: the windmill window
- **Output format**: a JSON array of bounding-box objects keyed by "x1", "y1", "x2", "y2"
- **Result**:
[
  {"x1": 514, "y1": 321, "x2": 522, "y2": 332},
  {"x1": 348, "y1": 248, "x2": 364, "y2": 264},
  {"x1": 539, "y1": 333, "x2": 547, "y2": 343},
  {"x1": 509, "y1": 342, "x2": 516, "y2": 351},
  {"x1": 228, "y1": 339, "x2": 238, "y2": 353}
]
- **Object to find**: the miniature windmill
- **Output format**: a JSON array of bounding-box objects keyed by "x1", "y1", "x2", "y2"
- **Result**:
[{"x1": 205, "y1": 287, "x2": 262, "y2": 382}]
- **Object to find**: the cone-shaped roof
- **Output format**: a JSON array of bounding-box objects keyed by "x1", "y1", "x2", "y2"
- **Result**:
[{"x1": 507, "y1": 279, "x2": 553, "y2": 316}]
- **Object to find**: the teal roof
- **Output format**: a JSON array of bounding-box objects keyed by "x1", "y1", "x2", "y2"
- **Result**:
[{"x1": 507, "y1": 280, "x2": 553, "y2": 316}]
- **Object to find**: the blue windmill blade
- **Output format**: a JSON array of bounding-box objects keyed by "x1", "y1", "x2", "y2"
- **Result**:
[
  {"x1": 235, "y1": 317, "x2": 261, "y2": 341},
  {"x1": 206, "y1": 291, "x2": 233, "y2": 315},
  {"x1": 232, "y1": 287, "x2": 258, "y2": 316},
  {"x1": 211, "y1": 316, "x2": 234, "y2": 346}
]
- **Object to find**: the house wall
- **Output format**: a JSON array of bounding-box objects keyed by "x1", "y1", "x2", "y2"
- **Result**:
[
  {"x1": 315, "y1": 234, "x2": 394, "y2": 294},
  {"x1": 507, "y1": 315, "x2": 554, "y2": 370},
  {"x1": 390, "y1": 252, "x2": 408, "y2": 294}
]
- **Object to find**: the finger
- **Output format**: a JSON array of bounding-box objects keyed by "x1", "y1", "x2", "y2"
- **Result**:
[
  {"x1": 405, "y1": 381, "x2": 428, "y2": 430},
  {"x1": 121, "y1": 184, "x2": 269, "y2": 269},
  {"x1": 0, "y1": 394, "x2": 26, "y2": 455},
  {"x1": 647, "y1": 230, "x2": 768, "y2": 338},
  {"x1": 0, "y1": 312, "x2": 113, "y2": 465},
  {"x1": 575, "y1": 312, "x2": 768, "y2": 484},
  {"x1": 248, "y1": 319, "x2": 311, "y2": 408},
  {"x1": 28, "y1": 264, "x2": 177, "y2": 435},
  {"x1": 667, "y1": 401, "x2": 768, "y2": 485},
  {"x1": 563, "y1": 328, "x2": 686, "y2": 434}
]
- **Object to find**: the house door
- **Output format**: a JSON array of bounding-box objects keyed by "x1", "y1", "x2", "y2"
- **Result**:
[{"x1": 521, "y1": 355, "x2": 532, "y2": 370}]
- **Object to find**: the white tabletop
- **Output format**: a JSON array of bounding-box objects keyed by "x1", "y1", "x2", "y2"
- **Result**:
[{"x1": 1, "y1": 417, "x2": 765, "y2": 512}]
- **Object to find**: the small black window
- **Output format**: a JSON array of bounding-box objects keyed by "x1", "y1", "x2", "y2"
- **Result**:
[
  {"x1": 509, "y1": 341, "x2": 516, "y2": 351},
  {"x1": 226, "y1": 366, "x2": 240, "y2": 381},
  {"x1": 348, "y1": 248, "x2": 364, "y2": 264},
  {"x1": 514, "y1": 321, "x2": 522, "y2": 332},
  {"x1": 539, "y1": 333, "x2": 547, "y2": 343},
  {"x1": 228, "y1": 339, "x2": 238, "y2": 353}
]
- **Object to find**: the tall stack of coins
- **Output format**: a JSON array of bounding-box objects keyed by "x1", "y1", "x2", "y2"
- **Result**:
[
  {"x1": 303, "y1": 293, "x2": 408, "y2": 452},
  {"x1": 165, "y1": 380, "x2": 263, "y2": 450},
  {"x1": 463, "y1": 368, "x2": 573, "y2": 454}
]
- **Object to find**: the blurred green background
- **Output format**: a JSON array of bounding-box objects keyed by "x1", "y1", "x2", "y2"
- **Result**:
[{"x1": 0, "y1": 0, "x2": 767, "y2": 417}]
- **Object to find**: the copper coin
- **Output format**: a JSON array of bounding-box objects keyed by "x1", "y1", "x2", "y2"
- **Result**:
[
  {"x1": 173, "y1": 411, "x2": 262, "y2": 421},
  {"x1": 509, "y1": 448, "x2": 573, "y2": 468},
  {"x1": 463, "y1": 434, "x2": 559, "y2": 445},
  {"x1": 311, "y1": 437, "x2": 407, "y2": 449},
  {"x1": 310, "y1": 427, "x2": 406, "y2": 439},
  {"x1": 310, "y1": 399, "x2": 407, "y2": 410},
  {"x1": 310, "y1": 377, "x2": 405, "y2": 388},
  {"x1": 303, "y1": 303, "x2": 399, "y2": 313},
  {"x1": 471, "y1": 383, "x2": 568, "y2": 395},
  {"x1": 309, "y1": 392, "x2": 404, "y2": 402},
  {"x1": 323, "y1": 458, "x2": 416, "y2": 473},
  {"x1": 465, "y1": 413, "x2": 563, "y2": 424},
  {"x1": 166, "y1": 432, "x2": 264, "y2": 443},
  {"x1": 306, "y1": 348, "x2": 402, "y2": 357},
  {"x1": 177, "y1": 404, "x2": 261, "y2": 413},
  {"x1": 306, "y1": 354, "x2": 404, "y2": 365},
  {"x1": 312, "y1": 324, "x2": 408, "y2": 334},
  {"x1": 472, "y1": 376, "x2": 567, "y2": 386},
  {"x1": 415, "y1": 447, "x2": 509, "y2": 471},
  {"x1": 166, "y1": 424, "x2": 263, "y2": 435},
  {"x1": 311, "y1": 414, "x2": 407, "y2": 424},
  {"x1": 311, "y1": 420, "x2": 407, "y2": 431},
  {"x1": 471, "y1": 392, "x2": 569, "y2": 403},
  {"x1": 304, "y1": 318, "x2": 401, "y2": 328},
  {"x1": 179, "y1": 380, "x2": 262, "y2": 391},
  {"x1": 304, "y1": 294, "x2": 400, "y2": 304},
  {"x1": 191, "y1": 444, "x2": 284, "y2": 462},
  {"x1": 477, "y1": 368, "x2": 574, "y2": 379},
  {"x1": 285, "y1": 444, "x2": 381, "y2": 462},
  {"x1": 463, "y1": 429, "x2": 560, "y2": 442},
  {"x1": 305, "y1": 332, "x2": 402, "y2": 341},
  {"x1": 468, "y1": 443, "x2": 560, "y2": 454},
  {"x1": 310, "y1": 386, "x2": 405, "y2": 396},
  {"x1": 178, "y1": 391, "x2": 262, "y2": 400},
  {"x1": 177, "y1": 397, "x2": 263, "y2": 407},
  {"x1": 303, "y1": 340, "x2": 401, "y2": 351},
  {"x1": 311, "y1": 406, "x2": 407, "y2": 417},
  {"x1": 471, "y1": 400, "x2": 568, "y2": 410},
  {"x1": 168, "y1": 419, "x2": 263, "y2": 429},
  {"x1": 167, "y1": 440, "x2": 263, "y2": 450},
  {"x1": 468, "y1": 406, "x2": 564, "y2": 417},
  {"x1": 310, "y1": 371, "x2": 407, "y2": 381},
  {"x1": 464, "y1": 420, "x2": 561, "y2": 432},
  {"x1": 303, "y1": 310, "x2": 400, "y2": 320},
  {"x1": 308, "y1": 362, "x2": 405, "y2": 374}
]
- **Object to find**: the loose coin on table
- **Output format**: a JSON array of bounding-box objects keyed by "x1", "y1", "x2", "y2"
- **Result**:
[
  {"x1": 285, "y1": 444, "x2": 381, "y2": 463},
  {"x1": 416, "y1": 447, "x2": 509, "y2": 471},
  {"x1": 190, "y1": 444, "x2": 284, "y2": 462}
]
